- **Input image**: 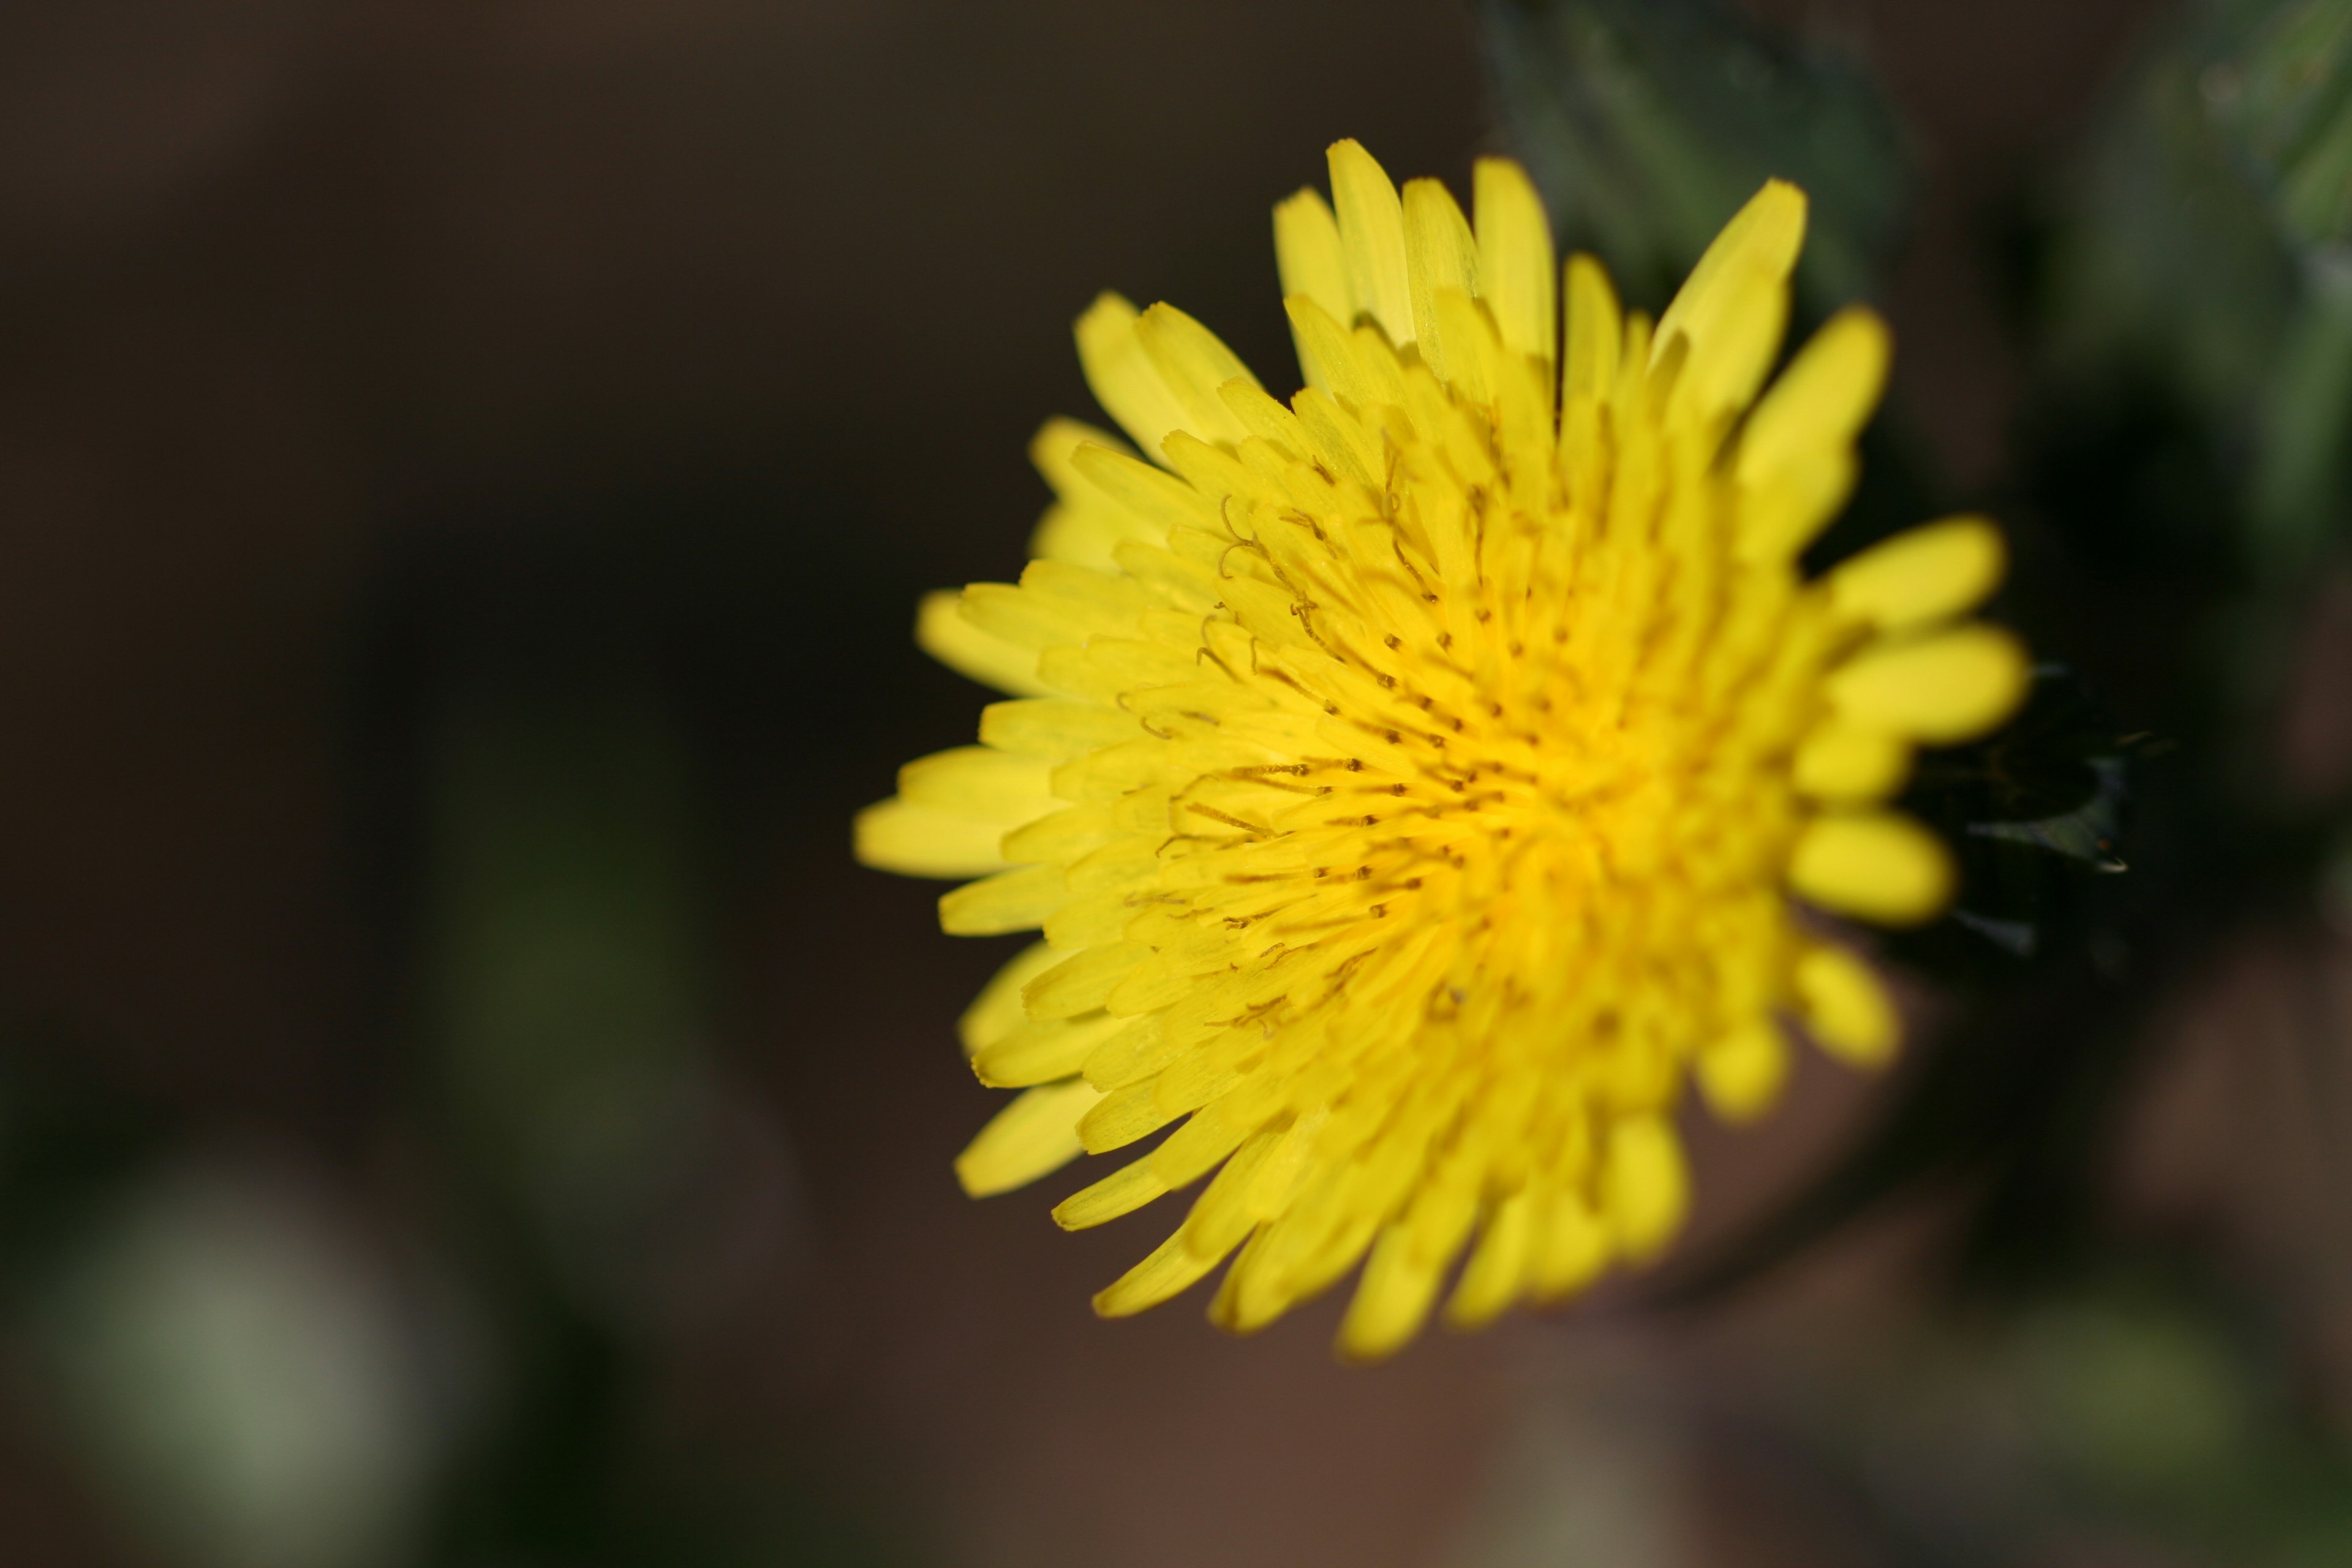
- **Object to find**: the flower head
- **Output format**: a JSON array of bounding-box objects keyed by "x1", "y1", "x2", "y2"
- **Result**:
[{"x1": 857, "y1": 140, "x2": 2026, "y2": 1360}]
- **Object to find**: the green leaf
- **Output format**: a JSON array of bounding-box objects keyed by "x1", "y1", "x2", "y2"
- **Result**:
[
  {"x1": 2203, "y1": 0, "x2": 2352, "y2": 247},
  {"x1": 1479, "y1": 0, "x2": 1911, "y2": 311},
  {"x1": 2044, "y1": 0, "x2": 2352, "y2": 582}
]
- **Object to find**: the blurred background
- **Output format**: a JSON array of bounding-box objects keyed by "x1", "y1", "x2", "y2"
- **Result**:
[{"x1": 7, "y1": 1, "x2": 2352, "y2": 1563}]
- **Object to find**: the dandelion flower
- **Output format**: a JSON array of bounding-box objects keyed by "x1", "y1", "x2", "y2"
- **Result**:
[{"x1": 856, "y1": 140, "x2": 2027, "y2": 1360}]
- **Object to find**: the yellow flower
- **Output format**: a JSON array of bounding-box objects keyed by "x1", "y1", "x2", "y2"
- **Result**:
[{"x1": 856, "y1": 140, "x2": 2026, "y2": 1360}]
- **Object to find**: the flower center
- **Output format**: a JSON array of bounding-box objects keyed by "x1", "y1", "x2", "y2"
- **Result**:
[{"x1": 1131, "y1": 385, "x2": 1807, "y2": 1108}]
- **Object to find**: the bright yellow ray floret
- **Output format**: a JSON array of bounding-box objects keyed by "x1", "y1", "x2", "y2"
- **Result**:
[{"x1": 855, "y1": 140, "x2": 2028, "y2": 1361}]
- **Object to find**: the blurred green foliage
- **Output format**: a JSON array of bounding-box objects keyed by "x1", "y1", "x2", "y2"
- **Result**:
[
  {"x1": 401, "y1": 568, "x2": 898, "y2": 1567},
  {"x1": 2049, "y1": 0, "x2": 2352, "y2": 593},
  {"x1": 1480, "y1": 0, "x2": 1910, "y2": 312}
]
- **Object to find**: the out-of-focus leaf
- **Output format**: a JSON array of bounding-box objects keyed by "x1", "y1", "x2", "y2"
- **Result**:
[
  {"x1": 0, "y1": 1030, "x2": 170, "y2": 1280},
  {"x1": 1968, "y1": 767, "x2": 2130, "y2": 875},
  {"x1": 2043, "y1": 48, "x2": 2294, "y2": 418},
  {"x1": 2250, "y1": 251, "x2": 2352, "y2": 571},
  {"x1": 1479, "y1": 0, "x2": 1910, "y2": 311},
  {"x1": 2046, "y1": 0, "x2": 2352, "y2": 586},
  {"x1": 1898, "y1": 667, "x2": 2144, "y2": 959},
  {"x1": 2204, "y1": 0, "x2": 2352, "y2": 246}
]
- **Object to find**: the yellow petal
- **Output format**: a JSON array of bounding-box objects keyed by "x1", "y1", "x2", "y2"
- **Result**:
[
  {"x1": 977, "y1": 698, "x2": 1140, "y2": 758},
  {"x1": 1741, "y1": 306, "x2": 1888, "y2": 477},
  {"x1": 1740, "y1": 448, "x2": 1860, "y2": 565},
  {"x1": 1205, "y1": 1226, "x2": 1278, "y2": 1333},
  {"x1": 1080, "y1": 1014, "x2": 1175, "y2": 1088},
  {"x1": 1171, "y1": 1125, "x2": 1285, "y2": 1251},
  {"x1": 1792, "y1": 720, "x2": 1912, "y2": 803},
  {"x1": 1473, "y1": 157, "x2": 1556, "y2": 369},
  {"x1": 957, "y1": 581, "x2": 1096, "y2": 652},
  {"x1": 1795, "y1": 944, "x2": 1901, "y2": 1066},
  {"x1": 897, "y1": 745, "x2": 1057, "y2": 820},
  {"x1": 915, "y1": 589, "x2": 1050, "y2": 697},
  {"x1": 1075, "y1": 292, "x2": 1194, "y2": 462},
  {"x1": 1158, "y1": 429, "x2": 1258, "y2": 507},
  {"x1": 1000, "y1": 803, "x2": 1115, "y2": 865},
  {"x1": 1027, "y1": 418, "x2": 1158, "y2": 571},
  {"x1": 1348, "y1": 320, "x2": 1408, "y2": 406},
  {"x1": 1217, "y1": 378, "x2": 1311, "y2": 456},
  {"x1": 1735, "y1": 307, "x2": 1890, "y2": 557},
  {"x1": 1529, "y1": 1188, "x2": 1611, "y2": 1301},
  {"x1": 1603, "y1": 1115, "x2": 1689, "y2": 1261},
  {"x1": 1068, "y1": 441, "x2": 1222, "y2": 536},
  {"x1": 1402, "y1": 176, "x2": 1477, "y2": 383},
  {"x1": 1561, "y1": 252, "x2": 1621, "y2": 402},
  {"x1": 972, "y1": 1009, "x2": 1131, "y2": 1088},
  {"x1": 1667, "y1": 255, "x2": 1789, "y2": 428},
  {"x1": 1022, "y1": 941, "x2": 1149, "y2": 1019},
  {"x1": 1052, "y1": 737, "x2": 1175, "y2": 804},
  {"x1": 938, "y1": 862, "x2": 1066, "y2": 936},
  {"x1": 1110, "y1": 540, "x2": 1221, "y2": 613},
  {"x1": 1134, "y1": 303, "x2": 1257, "y2": 448},
  {"x1": 1078, "y1": 1078, "x2": 1178, "y2": 1153},
  {"x1": 1019, "y1": 557, "x2": 1150, "y2": 628},
  {"x1": 1052, "y1": 1156, "x2": 1168, "y2": 1229},
  {"x1": 1696, "y1": 1017, "x2": 1790, "y2": 1122},
  {"x1": 1291, "y1": 385, "x2": 1383, "y2": 488},
  {"x1": 1788, "y1": 811, "x2": 1953, "y2": 925},
  {"x1": 1029, "y1": 415, "x2": 1133, "y2": 497},
  {"x1": 1828, "y1": 624, "x2": 2030, "y2": 745},
  {"x1": 1029, "y1": 503, "x2": 1143, "y2": 573},
  {"x1": 1828, "y1": 514, "x2": 2008, "y2": 632},
  {"x1": 1338, "y1": 1214, "x2": 1462, "y2": 1363},
  {"x1": 1443, "y1": 1188, "x2": 1537, "y2": 1329},
  {"x1": 1041, "y1": 885, "x2": 1131, "y2": 949},
  {"x1": 1653, "y1": 179, "x2": 1806, "y2": 373},
  {"x1": 1093, "y1": 1221, "x2": 1232, "y2": 1317},
  {"x1": 956, "y1": 941, "x2": 1062, "y2": 1055},
  {"x1": 852, "y1": 798, "x2": 1009, "y2": 880},
  {"x1": 1282, "y1": 295, "x2": 1368, "y2": 406},
  {"x1": 1328, "y1": 138, "x2": 1412, "y2": 344},
  {"x1": 954, "y1": 1077, "x2": 1102, "y2": 1197},
  {"x1": 1275, "y1": 187, "x2": 1352, "y2": 388},
  {"x1": 1433, "y1": 287, "x2": 1498, "y2": 410}
]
